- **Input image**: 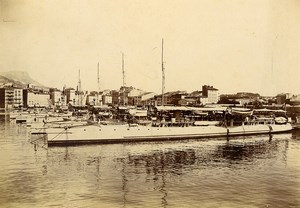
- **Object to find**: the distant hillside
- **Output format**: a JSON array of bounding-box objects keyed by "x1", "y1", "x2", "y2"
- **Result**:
[
  {"x1": 0, "y1": 71, "x2": 44, "y2": 87},
  {"x1": 0, "y1": 75, "x2": 26, "y2": 88}
]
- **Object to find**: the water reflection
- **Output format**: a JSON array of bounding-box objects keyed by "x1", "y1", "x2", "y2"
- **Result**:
[
  {"x1": 128, "y1": 149, "x2": 196, "y2": 176},
  {"x1": 124, "y1": 135, "x2": 289, "y2": 173},
  {"x1": 217, "y1": 136, "x2": 287, "y2": 161},
  {"x1": 41, "y1": 133, "x2": 295, "y2": 207}
]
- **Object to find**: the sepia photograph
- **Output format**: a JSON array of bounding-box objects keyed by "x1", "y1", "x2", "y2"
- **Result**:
[{"x1": 0, "y1": 0, "x2": 300, "y2": 207}]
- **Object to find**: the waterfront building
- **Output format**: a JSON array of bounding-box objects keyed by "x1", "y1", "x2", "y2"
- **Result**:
[
  {"x1": 178, "y1": 98, "x2": 197, "y2": 106},
  {"x1": 50, "y1": 88, "x2": 66, "y2": 107},
  {"x1": 118, "y1": 87, "x2": 156, "y2": 106},
  {"x1": 219, "y1": 92, "x2": 260, "y2": 105},
  {"x1": 236, "y1": 92, "x2": 260, "y2": 105},
  {"x1": 0, "y1": 87, "x2": 24, "y2": 110},
  {"x1": 64, "y1": 88, "x2": 76, "y2": 105},
  {"x1": 119, "y1": 86, "x2": 133, "y2": 106},
  {"x1": 127, "y1": 88, "x2": 147, "y2": 106},
  {"x1": 86, "y1": 93, "x2": 97, "y2": 106},
  {"x1": 111, "y1": 90, "x2": 120, "y2": 105},
  {"x1": 154, "y1": 91, "x2": 187, "y2": 106},
  {"x1": 73, "y1": 90, "x2": 86, "y2": 107},
  {"x1": 152, "y1": 86, "x2": 219, "y2": 107},
  {"x1": 169, "y1": 91, "x2": 188, "y2": 106},
  {"x1": 276, "y1": 93, "x2": 293, "y2": 105},
  {"x1": 23, "y1": 89, "x2": 50, "y2": 108},
  {"x1": 202, "y1": 85, "x2": 219, "y2": 104},
  {"x1": 0, "y1": 87, "x2": 14, "y2": 109},
  {"x1": 13, "y1": 88, "x2": 23, "y2": 108},
  {"x1": 177, "y1": 98, "x2": 196, "y2": 106},
  {"x1": 102, "y1": 90, "x2": 113, "y2": 105},
  {"x1": 86, "y1": 91, "x2": 103, "y2": 106},
  {"x1": 140, "y1": 92, "x2": 156, "y2": 106},
  {"x1": 184, "y1": 90, "x2": 208, "y2": 106}
]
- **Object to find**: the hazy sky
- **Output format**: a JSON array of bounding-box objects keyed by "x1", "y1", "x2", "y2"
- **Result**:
[{"x1": 1, "y1": 0, "x2": 300, "y2": 96}]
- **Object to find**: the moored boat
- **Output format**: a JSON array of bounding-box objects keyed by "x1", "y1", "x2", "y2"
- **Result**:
[{"x1": 30, "y1": 118, "x2": 292, "y2": 146}]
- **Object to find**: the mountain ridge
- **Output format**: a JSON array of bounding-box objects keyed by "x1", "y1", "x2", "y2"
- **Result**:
[{"x1": 0, "y1": 71, "x2": 44, "y2": 87}]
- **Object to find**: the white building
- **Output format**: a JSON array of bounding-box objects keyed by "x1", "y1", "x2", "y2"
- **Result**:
[
  {"x1": 87, "y1": 94, "x2": 97, "y2": 105},
  {"x1": 102, "y1": 93, "x2": 112, "y2": 105},
  {"x1": 199, "y1": 97, "x2": 209, "y2": 105},
  {"x1": 202, "y1": 85, "x2": 219, "y2": 104},
  {"x1": 13, "y1": 88, "x2": 23, "y2": 108},
  {"x1": 86, "y1": 91, "x2": 103, "y2": 106},
  {"x1": 0, "y1": 87, "x2": 24, "y2": 109},
  {"x1": 65, "y1": 88, "x2": 76, "y2": 105},
  {"x1": 26, "y1": 91, "x2": 50, "y2": 107},
  {"x1": 50, "y1": 89, "x2": 66, "y2": 107}
]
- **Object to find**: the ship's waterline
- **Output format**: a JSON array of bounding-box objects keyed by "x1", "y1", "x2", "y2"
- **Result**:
[{"x1": 30, "y1": 122, "x2": 292, "y2": 146}]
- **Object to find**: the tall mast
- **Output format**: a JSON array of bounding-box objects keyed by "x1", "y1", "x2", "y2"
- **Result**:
[
  {"x1": 97, "y1": 62, "x2": 101, "y2": 105},
  {"x1": 78, "y1": 69, "x2": 82, "y2": 106},
  {"x1": 122, "y1": 52, "x2": 126, "y2": 105},
  {"x1": 97, "y1": 62, "x2": 100, "y2": 92},
  {"x1": 122, "y1": 53, "x2": 126, "y2": 87},
  {"x1": 161, "y1": 38, "x2": 165, "y2": 106}
]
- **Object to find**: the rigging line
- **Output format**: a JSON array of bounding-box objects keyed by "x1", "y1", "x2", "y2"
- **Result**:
[
  {"x1": 48, "y1": 128, "x2": 69, "y2": 141},
  {"x1": 30, "y1": 134, "x2": 47, "y2": 144},
  {"x1": 40, "y1": 144, "x2": 48, "y2": 150},
  {"x1": 30, "y1": 133, "x2": 49, "y2": 150}
]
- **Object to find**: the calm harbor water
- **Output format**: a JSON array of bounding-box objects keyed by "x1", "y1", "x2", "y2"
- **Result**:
[{"x1": 0, "y1": 114, "x2": 300, "y2": 208}]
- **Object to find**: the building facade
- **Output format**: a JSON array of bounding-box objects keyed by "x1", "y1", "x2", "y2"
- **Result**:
[
  {"x1": 202, "y1": 85, "x2": 219, "y2": 104},
  {"x1": 276, "y1": 93, "x2": 293, "y2": 105},
  {"x1": 23, "y1": 89, "x2": 50, "y2": 108},
  {"x1": 50, "y1": 88, "x2": 66, "y2": 107},
  {"x1": 13, "y1": 88, "x2": 23, "y2": 108},
  {"x1": 0, "y1": 87, "x2": 24, "y2": 109},
  {"x1": 102, "y1": 91, "x2": 113, "y2": 105},
  {"x1": 64, "y1": 88, "x2": 76, "y2": 105}
]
